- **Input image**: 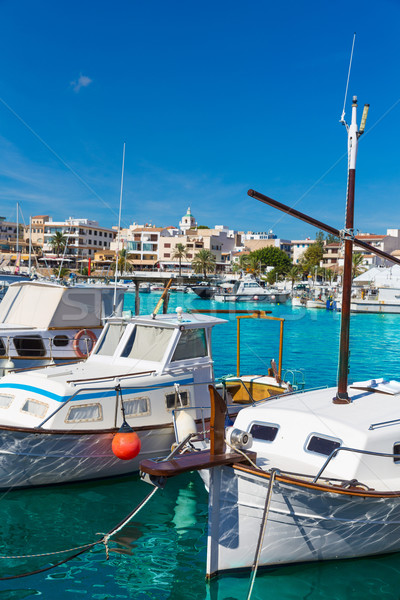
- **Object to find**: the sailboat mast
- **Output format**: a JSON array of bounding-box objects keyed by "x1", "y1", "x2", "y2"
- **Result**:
[{"x1": 334, "y1": 96, "x2": 368, "y2": 404}]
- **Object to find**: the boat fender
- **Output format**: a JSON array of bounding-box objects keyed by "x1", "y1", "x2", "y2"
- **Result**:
[
  {"x1": 0, "y1": 358, "x2": 15, "y2": 376},
  {"x1": 73, "y1": 329, "x2": 97, "y2": 358},
  {"x1": 175, "y1": 410, "x2": 197, "y2": 443},
  {"x1": 253, "y1": 295, "x2": 259, "y2": 300},
  {"x1": 112, "y1": 421, "x2": 141, "y2": 460},
  {"x1": 225, "y1": 426, "x2": 253, "y2": 451}
]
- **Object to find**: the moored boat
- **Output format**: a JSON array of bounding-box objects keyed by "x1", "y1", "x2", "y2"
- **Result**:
[{"x1": 141, "y1": 96, "x2": 400, "y2": 577}]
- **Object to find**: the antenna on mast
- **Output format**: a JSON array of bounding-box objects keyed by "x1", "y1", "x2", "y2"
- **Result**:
[
  {"x1": 113, "y1": 142, "x2": 126, "y2": 315},
  {"x1": 340, "y1": 32, "x2": 356, "y2": 126}
]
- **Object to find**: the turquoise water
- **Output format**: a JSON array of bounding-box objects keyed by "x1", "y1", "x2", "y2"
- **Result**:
[{"x1": 2, "y1": 292, "x2": 400, "y2": 599}]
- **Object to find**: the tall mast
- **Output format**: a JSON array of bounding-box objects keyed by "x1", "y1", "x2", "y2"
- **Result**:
[{"x1": 334, "y1": 96, "x2": 369, "y2": 404}]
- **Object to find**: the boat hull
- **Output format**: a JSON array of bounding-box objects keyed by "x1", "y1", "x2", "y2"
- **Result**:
[
  {"x1": 206, "y1": 465, "x2": 400, "y2": 576},
  {"x1": 0, "y1": 424, "x2": 175, "y2": 489},
  {"x1": 350, "y1": 301, "x2": 400, "y2": 314}
]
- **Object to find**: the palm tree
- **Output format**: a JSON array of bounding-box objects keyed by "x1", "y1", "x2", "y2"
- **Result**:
[
  {"x1": 172, "y1": 243, "x2": 188, "y2": 276},
  {"x1": 232, "y1": 253, "x2": 249, "y2": 274},
  {"x1": 286, "y1": 265, "x2": 301, "y2": 291},
  {"x1": 352, "y1": 252, "x2": 365, "y2": 280},
  {"x1": 49, "y1": 231, "x2": 67, "y2": 256},
  {"x1": 111, "y1": 248, "x2": 134, "y2": 275},
  {"x1": 246, "y1": 254, "x2": 263, "y2": 277},
  {"x1": 192, "y1": 249, "x2": 216, "y2": 278}
]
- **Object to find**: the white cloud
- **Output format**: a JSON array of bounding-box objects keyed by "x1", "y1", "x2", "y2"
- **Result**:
[{"x1": 70, "y1": 75, "x2": 93, "y2": 93}]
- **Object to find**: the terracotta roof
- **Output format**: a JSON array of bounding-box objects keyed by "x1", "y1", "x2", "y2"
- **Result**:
[{"x1": 355, "y1": 235, "x2": 385, "y2": 240}]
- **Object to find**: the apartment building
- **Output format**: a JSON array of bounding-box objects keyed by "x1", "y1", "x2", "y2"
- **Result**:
[
  {"x1": 291, "y1": 239, "x2": 316, "y2": 264},
  {"x1": 110, "y1": 224, "x2": 169, "y2": 269},
  {"x1": 43, "y1": 217, "x2": 116, "y2": 261}
]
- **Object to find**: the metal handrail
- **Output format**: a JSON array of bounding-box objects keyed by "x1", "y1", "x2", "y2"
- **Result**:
[
  {"x1": 369, "y1": 418, "x2": 400, "y2": 431},
  {"x1": 313, "y1": 446, "x2": 400, "y2": 484}
]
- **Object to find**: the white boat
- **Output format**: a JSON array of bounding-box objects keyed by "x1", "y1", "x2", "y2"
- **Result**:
[
  {"x1": 214, "y1": 276, "x2": 289, "y2": 303},
  {"x1": 0, "y1": 306, "x2": 292, "y2": 489},
  {"x1": 350, "y1": 286, "x2": 400, "y2": 313},
  {"x1": 0, "y1": 280, "x2": 125, "y2": 372},
  {"x1": 141, "y1": 96, "x2": 400, "y2": 576}
]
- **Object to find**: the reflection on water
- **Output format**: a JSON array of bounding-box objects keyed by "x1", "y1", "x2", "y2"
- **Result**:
[{"x1": 1, "y1": 294, "x2": 400, "y2": 597}]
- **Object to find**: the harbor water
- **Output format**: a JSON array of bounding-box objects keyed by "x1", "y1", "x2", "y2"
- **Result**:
[{"x1": 2, "y1": 291, "x2": 400, "y2": 599}]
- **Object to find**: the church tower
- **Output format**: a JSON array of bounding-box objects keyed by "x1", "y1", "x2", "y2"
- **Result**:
[{"x1": 179, "y1": 207, "x2": 197, "y2": 234}]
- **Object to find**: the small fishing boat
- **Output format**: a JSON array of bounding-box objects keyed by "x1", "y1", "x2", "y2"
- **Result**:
[
  {"x1": 0, "y1": 280, "x2": 126, "y2": 372},
  {"x1": 213, "y1": 275, "x2": 289, "y2": 303},
  {"x1": 349, "y1": 286, "x2": 400, "y2": 313},
  {"x1": 141, "y1": 96, "x2": 400, "y2": 577},
  {"x1": 0, "y1": 302, "x2": 293, "y2": 489}
]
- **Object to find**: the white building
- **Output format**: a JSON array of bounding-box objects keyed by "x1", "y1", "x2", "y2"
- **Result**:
[
  {"x1": 43, "y1": 218, "x2": 116, "y2": 260},
  {"x1": 291, "y1": 238, "x2": 316, "y2": 264}
]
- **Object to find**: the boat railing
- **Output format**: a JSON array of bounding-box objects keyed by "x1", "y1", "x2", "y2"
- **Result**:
[{"x1": 313, "y1": 446, "x2": 400, "y2": 484}]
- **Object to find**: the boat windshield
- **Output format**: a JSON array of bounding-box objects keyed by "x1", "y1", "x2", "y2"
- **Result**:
[
  {"x1": 121, "y1": 325, "x2": 174, "y2": 362},
  {"x1": 95, "y1": 322, "x2": 127, "y2": 356}
]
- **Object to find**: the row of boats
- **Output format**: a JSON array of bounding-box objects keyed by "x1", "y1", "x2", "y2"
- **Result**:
[{"x1": 3, "y1": 94, "x2": 400, "y2": 584}]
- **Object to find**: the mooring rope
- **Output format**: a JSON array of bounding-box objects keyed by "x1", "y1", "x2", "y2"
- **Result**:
[{"x1": 0, "y1": 486, "x2": 159, "y2": 580}]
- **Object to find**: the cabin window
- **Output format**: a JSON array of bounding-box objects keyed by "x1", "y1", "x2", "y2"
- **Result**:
[
  {"x1": 171, "y1": 328, "x2": 207, "y2": 362},
  {"x1": 165, "y1": 390, "x2": 189, "y2": 410},
  {"x1": 96, "y1": 322, "x2": 127, "y2": 356},
  {"x1": 121, "y1": 325, "x2": 173, "y2": 362},
  {"x1": 0, "y1": 339, "x2": 6, "y2": 356},
  {"x1": 123, "y1": 396, "x2": 150, "y2": 417},
  {"x1": 306, "y1": 434, "x2": 341, "y2": 457},
  {"x1": 393, "y1": 443, "x2": 400, "y2": 463},
  {"x1": 21, "y1": 398, "x2": 48, "y2": 418},
  {"x1": 0, "y1": 394, "x2": 13, "y2": 408},
  {"x1": 66, "y1": 403, "x2": 103, "y2": 423},
  {"x1": 53, "y1": 335, "x2": 69, "y2": 347},
  {"x1": 250, "y1": 423, "x2": 279, "y2": 442},
  {"x1": 14, "y1": 336, "x2": 46, "y2": 357}
]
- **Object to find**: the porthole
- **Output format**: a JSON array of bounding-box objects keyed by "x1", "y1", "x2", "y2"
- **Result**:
[
  {"x1": 306, "y1": 434, "x2": 341, "y2": 457},
  {"x1": 65, "y1": 403, "x2": 103, "y2": 423},
  {"x1": 21, "y1": 398, "x2": 48, "y2": 418},
  {"x1": 53, "y1": 335, "x2": 69, "y2": 347}
]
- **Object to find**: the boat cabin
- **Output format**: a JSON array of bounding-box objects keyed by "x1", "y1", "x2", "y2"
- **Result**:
[
  {"x1": 233, "y1": 379, "x2": 400, "y2": 491},
  {"x1": 0, "y1": 281, "x2": 125, "y2": 367},
  {"x1": 0, "y1": 311, "x2": 227, "y2": 431}
]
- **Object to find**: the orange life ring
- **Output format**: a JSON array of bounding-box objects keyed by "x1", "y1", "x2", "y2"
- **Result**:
[{"x1": 73, "y1": 329, "x2": 97, "y2": 358}]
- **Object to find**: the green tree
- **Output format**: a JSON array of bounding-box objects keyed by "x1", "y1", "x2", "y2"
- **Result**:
[
  {"x1": 52, "y1": 266, "x2": 70, "y2": 279},
  {"x1": 172, "y1": 243, "x2": 188, "y2": 276},
  {"x1": 352, "y1": 252, "x2": 365, "y2": 280},
  {"x1": 49, "y1": 231, "x2": 67, "y2": 256},
  {"x1": 300, "y1": 243, "x2": 324, "y2": 274},
  {"x1": 286, "y1": 265, "x2": 301, "y2": 291},
  {"x1": 111, "y1": 248, "x2": 134, "y2": 274},
  {"x1": 250, "y1": 247, "x2": 292, "y2": 275},
  {"x1": 197, "y1": 225, "x2": 210, "y2": 229},
  {"x1": 192, "y1": 249, "x2": 216, "y2": 278},
  {"x1": 232, "y1": 253, "x2": 250, "y2": 274}
]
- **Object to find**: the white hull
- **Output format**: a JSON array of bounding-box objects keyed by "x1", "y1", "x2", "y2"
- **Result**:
[
  {"x1": 350, "y1": 301, "x2": 400, "y2": 314},
  {"x1": 0, "y1": 424, "x2": 175, "y2": 489},
  {"x1": 306, "y1": 300, "x2": 326, "y2": 309},
  {"x1": 206, "y1": 465, "x2": 400, "y2": 576},
  {"x1": 214, "y1": 293, "x2": 289, "y2": 304}
]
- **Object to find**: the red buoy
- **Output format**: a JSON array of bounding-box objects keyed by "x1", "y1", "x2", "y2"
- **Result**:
[{"x1": 112, "y1": 422, "x2": 141, "y2": 460}]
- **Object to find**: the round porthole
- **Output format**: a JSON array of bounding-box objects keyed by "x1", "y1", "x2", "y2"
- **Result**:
[{"x1": 53, "y1": 335, "x2": 69, "y2": 347}]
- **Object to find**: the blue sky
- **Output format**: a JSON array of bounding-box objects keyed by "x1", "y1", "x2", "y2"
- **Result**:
[{"x1": 0, "y1": 0, "x2": 399, "y2": 239}]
